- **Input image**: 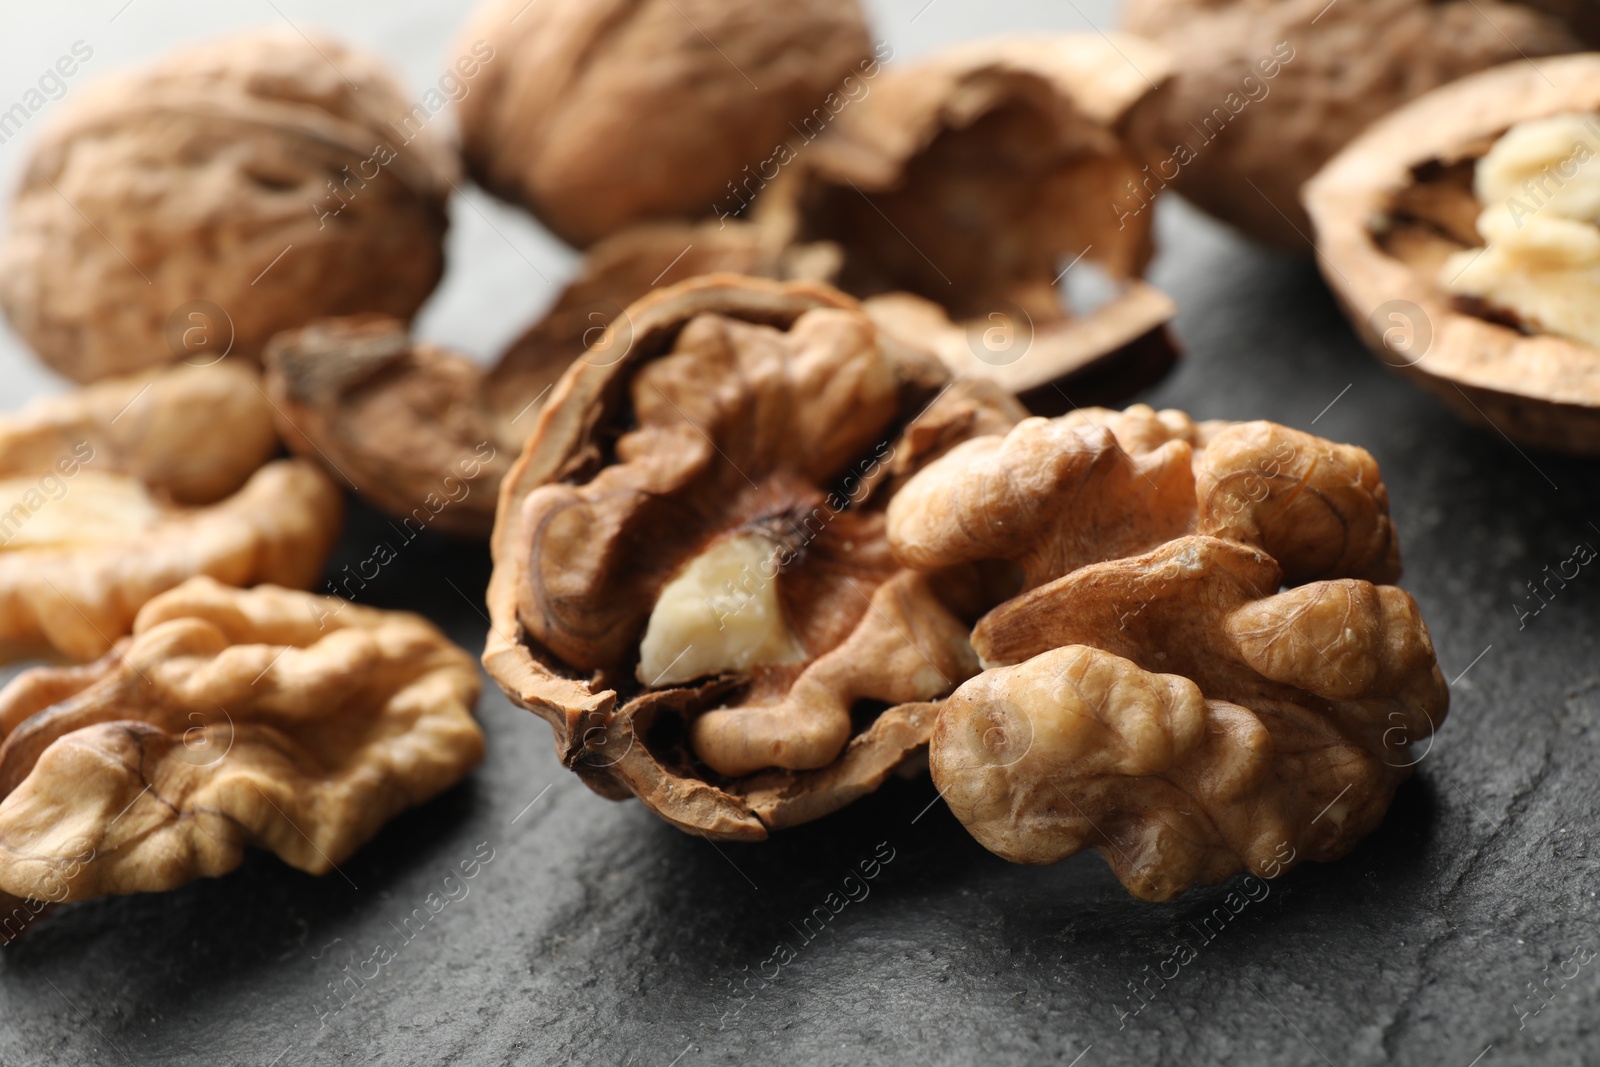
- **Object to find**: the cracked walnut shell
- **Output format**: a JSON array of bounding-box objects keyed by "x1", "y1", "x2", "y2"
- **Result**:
[
  {"x1": 0, "y1": 577, "x2": 483, "y2": 911},
  {"x1": 0, "y1": 30, "x2": 456, "y2": 383},
  {"x1": 485, "y1": 274, "x2": 1026, "y2": 839},
  {"x1": 757, "y1": 33, "x2": 1180, "y2": 405},
  {"x1": 454, "y1": 0, "x2": 873, "y2": 246},
  {"x1": 1306, "y1": 54, "x2": 1600, "y2": 454},
  {"x1": 1118, "y1": 0, "x2": 1590, "y2": 248},
  {"x1": 888, "y1": 406, "x2": 1446, "y2": 900}
]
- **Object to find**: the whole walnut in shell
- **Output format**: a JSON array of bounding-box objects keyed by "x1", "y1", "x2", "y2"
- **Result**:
[
  {"x1": 1118, "y1": 0, "x2": 1589, "y2": 247},
  {"x1": 887, "y1": 405, "x2": 1447, "y2": 900},
  {"x1": 1306, "y1": 55, "x2": 1600, "y2": 454},
  {"x1": 485, "y1": 274, "x2": 1027, "y2": 839},
  {"x1": 0, "y1": 30, "x2": 456, "y2": 383},
  {"x1": 756, "y1": 34, "x2": 1180, "y2": 406},
  {"x1": 454, "y1": 0, "x2": 874, "y2": 246},
  {"x1": 0, "y1": 364, "x2": 343, "y2": 662},
  {"x1": 0, "y1": 577, "x2": 483, "y2": 917}
]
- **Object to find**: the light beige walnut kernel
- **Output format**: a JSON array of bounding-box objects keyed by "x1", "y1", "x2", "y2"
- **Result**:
[
  {"x1": 454, "y1": 0, "x2": 873, "y2": 246},
  {"x1": 0, "y1": 31, "x2": 456, "y2": 382},
  {"x1": 485, "y1": 275, "x2": 1026, "y2": 839},
  {"x1": 0, "y1": 577, "x2": 483, "y2": 909},
  {"x1": 891, "y1": 406, "x2": 1443, "y2": 899}
]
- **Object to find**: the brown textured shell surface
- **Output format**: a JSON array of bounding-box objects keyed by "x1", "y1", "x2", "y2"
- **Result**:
[
  {"x1": 1305, "y1": 54, "x2": 1600, "y2": 455},
  {"x1": 0, "y1": 577, "x2": 483, "y2": 908},
  {"x1": 756, "y1": 33, "x2": 1180, "y2": 403},
  {"x1": 454, "y1": 0, "x2": 873, "y2": 246},
  {"x1": 890, "y1": 405, "x2": 1445, "y2": 900},
  {"x1": 484, "y1": 274, "x2": 1026, "y2": 840},
  {"x1": 1119, "y1": 0, "x2": 1585, "y2": 247},
  {"x1": 0, "y1": 30, "x2": 457, "y2": 383}
]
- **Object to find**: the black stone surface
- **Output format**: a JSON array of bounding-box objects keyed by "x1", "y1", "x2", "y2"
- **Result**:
[{"x1": 3, "y1": 198, "x2": 1597, "y2": 1067}]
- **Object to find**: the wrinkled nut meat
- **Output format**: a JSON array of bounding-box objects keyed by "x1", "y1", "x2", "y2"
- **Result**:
[
  {"x1": 0, "y1": 449, "x2": 343, "y2": 663},
  {"x1": 0, "y1": 577, "x2": 483, "y2": 914},
  {"x1": 886, "y1": 405, "x2": 1446, "y2": 900},
  {"x1": 455, "y1": 0, "x2": 873, "y2": 246},
  {"x1": 0, "y1": 30, "x2": 456, "y2": 383},
  {"x1": 485, "y1": 275, "x2": 1027, "y2": 839},
  {"x1": 1119, "y1": 0, "x2": 1592, "y2": 247},
  {"x1": 0, "y1": 361, "x2": 277, "y2": 505},
  {"x1": 264, "y1": 218, "x2": 839, "y2": 537},
  {"x1": 757, "y1": 34, "x2": 1180, "y2": 406},
  {"x1": 1305, "y1": 54, "x2": 1600, "y2": 454}
]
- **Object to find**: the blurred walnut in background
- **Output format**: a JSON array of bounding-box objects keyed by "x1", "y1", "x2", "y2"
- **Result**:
[
  {"x1": 455, "y1": 0, "x2": 875, "y2": 246},
  {"x1": 0, "y1": 30, "x2": 456, "y2": 383},
  {"x1": 1119, "y1": 0, "x2": 1591, "y2": 247}
]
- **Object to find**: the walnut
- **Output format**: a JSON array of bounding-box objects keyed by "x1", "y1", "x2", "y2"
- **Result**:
[
  {"x1": 454, "y1": 0, "x2": 873, "y2": 246},
  {"x1": 1118, "y1": 0, "x2": 1589, "y2": 248},
  {"x1": 0, "y1": 444, "x2": 343, "y2": 662},
  {"x1": 0, "y1": 577, "x2": 482, "y2": 912},
  {"x1": 484, "y1": 274, "x2": 1026, "y2": 838},
  {"x1": 755, "y1": 34, "x2": 1180, "y2": 406},
  {"x1": 0, "y1": 361, "x2": 276, "y2": 505},
  {"x1": 1305, "y1": 54, "x2": 1600, "y2": 454},
  {"x1": 264, "y1": 218, "x2": 837, "y2": 537},
  {"x1": 886, "y1": 406, "x2": 1444, "y2": 899},
  {"x1": 0, "y1": 30, "x2": 456, "y2": 383}
]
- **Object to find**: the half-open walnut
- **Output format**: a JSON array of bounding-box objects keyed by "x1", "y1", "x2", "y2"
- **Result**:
[
  {"x1": 485, "y1": 275, "x2": 1025, "y2": 838},
  {"x1": 264, "y1": 219, "x2": 838, "y2": 537},
  {"x1": 0, "y1": 453, "x2": 342, "y2": 663},
  {"x1": 1119, "y1": 0, "x2": 1591, "y2": 248},
  {"x1": 0, "y1": 577, "x2": 482, "y2": 914},
  {"x1": 1306, "y1": 54, "x2": 1600, "y2": 453},
  {"x1": 756, "y1": 34, "x2": 1180, "y2": 407},
  {"x1": 887, "y1": 406, "x2": 1444, "y2": 899},
  {"x1": 0, "y1": 30, "x2": 456, "y2": 383}
]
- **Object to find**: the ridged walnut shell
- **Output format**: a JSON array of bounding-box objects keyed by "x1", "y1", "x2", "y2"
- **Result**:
[
  {"x1": 454, "y1": 0, "x2": 873, "y2": 246},
  {"x1": 1304, "y1": 54, "x2": 1600, "y2": 454},
  {"x1": 484, "y1": 274, "x2": 1025, "y2": 839},
  {"x1": 1120, "y1": 0, "x2": 1586, "y2": 247},
  {"x1": 0, "y1": 30, "x2": 456, "y2": 383}
]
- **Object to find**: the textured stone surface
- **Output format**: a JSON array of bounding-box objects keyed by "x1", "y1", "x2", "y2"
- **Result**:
[{"x1": 1, "y1": 2, "x2": 1597, "y2": 1066}]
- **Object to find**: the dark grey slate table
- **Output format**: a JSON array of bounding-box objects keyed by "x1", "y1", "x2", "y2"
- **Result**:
[{"x1": 1, "y1": 2, "x2": 1596, "y2": 1065}]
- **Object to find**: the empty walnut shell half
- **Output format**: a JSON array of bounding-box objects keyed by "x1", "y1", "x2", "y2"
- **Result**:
[
  {"x1": 1305, "y1": 54, "x2": 1600, "y2": 454},
  {"x1": 264, "y1": 218, "x2": 839, "y2": 537},
  {"x1": 0, "y1": 577, "x2": 483, "y2": 914},
  {"x1": 455, "y1": 0, "x2": 873, "y2": 246},
  {"x1": 888, "y1": 405, "x2": 1446, "y2": 900},
  {"x1": 1119, "y1": 0, "x2": 1590, "y2": 248},
  {"x1": 0, "y1": 30, "x2": 456, "y2": 383},
  {"x1": 485, "y1": 274, "x2": 1026, "y2": 839},
  {"x1": 756, "y1": 33, "x2": 1180, "y2": 407}
]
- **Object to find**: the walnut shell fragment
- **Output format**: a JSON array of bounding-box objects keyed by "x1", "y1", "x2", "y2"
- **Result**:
[
  {"x1": 264, "y1": 218, "x2": 838, "y2": 537},
  {"x1": 0, "y1": 577, "x2": 483, "y2": 911},
  {"x1": 0, "y1": 30, "x2": 456, "y2": 383},
  {"x1": 1305, "y1": 54, "x2": 1600, "y2": 454},
  {"x1": 756, "y1": 33, "x2": 1181, "y2": 405},
  {"x1": 454, "y1": 0, "x2": 873, "y2": 246},
  {"x1": 1119, "y1": 0, "x2": 1588, "y2": 247},
  {"x1": 485, "y1": 274, "x2": 1026, "y2": 839},
  {"x1": 0, "y1": 361, "x2": 276, "y2": 505},
  {"x1": 0, "y1": 459, "x2": 342, "y2": 663},
  {"x1": 889, "y1": 406, "x2": 1445, "y2": 900}
]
